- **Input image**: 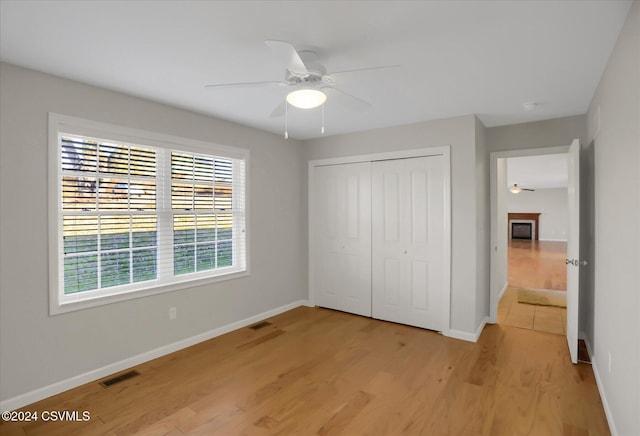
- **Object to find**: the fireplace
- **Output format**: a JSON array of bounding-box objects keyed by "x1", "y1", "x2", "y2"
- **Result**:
[
  {"x1": 508, "y1": 213, "x2": 540, "y2": 240},
  {"x1": 511, "y1": 222, "x2": 533, "y2": 240}
]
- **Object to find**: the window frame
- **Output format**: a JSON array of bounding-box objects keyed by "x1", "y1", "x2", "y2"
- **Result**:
[{"x1": 48, "y1": 113, "x2": 250, "y2": 315}]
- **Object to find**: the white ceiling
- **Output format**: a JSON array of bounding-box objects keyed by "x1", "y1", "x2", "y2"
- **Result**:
[
  {"x1": 507, "y1": 154, "x2": 568, "y2": 190},
  {"x1": 0, "y1": 1, "x2": 632, "y2": 139}
]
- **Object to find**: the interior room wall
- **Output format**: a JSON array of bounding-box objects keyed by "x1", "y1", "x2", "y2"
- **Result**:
[
  {"x1": 0, "y1": 63, "x2": 308, "y2": 404},
  {"x1": 305, "y1": 114, "x2": 484, "y2": 336},
  {"x1": 507, "y1": 188, "x2": 568, "y2": 241},
  {"x1": 586, "y1": 2, "x2": 640, "y2": 434},
  {"x1": 487, "y1": 114, "x2": 588, "y2": 153},
  {"x1": 475, "y1": 117, "x2": 490, "y2": 328}
]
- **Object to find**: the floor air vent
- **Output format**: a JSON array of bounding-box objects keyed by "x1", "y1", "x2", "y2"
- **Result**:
[
  {"x1": 249, "y1": 321, "x2": 272, "y2": 330},
  {"x1": 100, "y1": 370, "x2": 141, "y2": 388}
]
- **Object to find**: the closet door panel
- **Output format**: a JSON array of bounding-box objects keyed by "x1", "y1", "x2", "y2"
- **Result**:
[
  {"x1": 411, "y1": 260, "x2": 429, "y2": 310},
  {"x1": 372, "y1": 156, "x2": 445, "y2": 331},
  {"x1": 313, "y1": 163, "x2": 372, "y2": 317},
  {"x1": 383, "y1": 257, "x2": 401, "y2": 306}
]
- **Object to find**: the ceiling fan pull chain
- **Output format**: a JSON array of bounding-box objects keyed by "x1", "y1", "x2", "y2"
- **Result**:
[
  {"x1": 321, "y1": 104, "x2": 325, "y2": 134},
  {"x1": 284, "y1": 99, "x2": 289, "y2": 139}
]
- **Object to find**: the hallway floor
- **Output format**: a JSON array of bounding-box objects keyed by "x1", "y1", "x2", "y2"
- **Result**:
[
  {"x1": 500, "y1": 239, "x2": 568, "y2": 336},
  {"x1": 498, "y1": 286, "x2": 566, "y2": 336},
  {"x1": 508, "y1": 239, "x2": 567, "y2": 290}
]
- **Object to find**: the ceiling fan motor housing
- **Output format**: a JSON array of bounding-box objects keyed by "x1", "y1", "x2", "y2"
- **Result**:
[{"x1": 285, "y1": 70, "x2": 333, "y2": 88}]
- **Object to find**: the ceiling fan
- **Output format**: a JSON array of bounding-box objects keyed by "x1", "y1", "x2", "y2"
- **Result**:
[
  {"x1": 204, "y1": 40, "x2": 398, "y2": 136},
  {"x1": 510, "y1": 183, "x2": 535, "y2": 193}
]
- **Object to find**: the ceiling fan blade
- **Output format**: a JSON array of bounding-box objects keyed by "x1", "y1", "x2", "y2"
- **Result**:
[
  {"x1": 323, "y1": 87, "x2": 371, "y2": 112},
  {"x1": 522, "y1": 188, "x2": 536, "y2": 191},
  {"x1": 264, "y1": 40, "x2": 309, "y2": 77},
  {"x1": 204, "y1": 80, "x2": 287, "y2": 89},
  {"x1": 269, "y1": 101, "x2": 286, "y2": 118},
  {"x1": 329, "y1": 64, "x2": 400, "y2": 76}
]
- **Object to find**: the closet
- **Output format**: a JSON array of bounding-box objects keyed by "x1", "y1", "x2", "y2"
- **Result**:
[{"x1": 310, "y1": 149, "x2": 449, "y2": 332}]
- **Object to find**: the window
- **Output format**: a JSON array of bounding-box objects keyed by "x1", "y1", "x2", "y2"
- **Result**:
[{"x1": 49, "y1": 114, "x2": 248, "y2": 314}]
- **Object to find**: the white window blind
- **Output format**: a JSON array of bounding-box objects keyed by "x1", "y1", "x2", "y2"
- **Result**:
[
  {"x1": 169, "y1": 151, "x2": 246, "y2": 276},
  {"x1": 50, "y1": 116, "x2": 248, "y2": 313},
  {"x1": 61, "y1": 137, "x2": 159, "y2": 293}
]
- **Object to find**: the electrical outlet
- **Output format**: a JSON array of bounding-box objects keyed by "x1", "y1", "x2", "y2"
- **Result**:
[
  {"x1": 169, "y1": 307, "x2": 177, "y2": 320},
  {"x1": 608, "y1": 352, "x2": 611, "y2": 373}
]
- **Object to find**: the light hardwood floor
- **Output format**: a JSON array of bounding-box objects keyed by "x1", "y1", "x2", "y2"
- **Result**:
[
  {"x1": 498, "y1": 287, "x2": 566, "y2": 336},
  {"x1": 508, "y1": 240, "x2": 567, "y2": 291},
  {"x1": 1, "y1": 307, "x2": 609, "y2": 435},
  {"x1": 504, "y1": 239, "x2": 568, "y2": 335}
]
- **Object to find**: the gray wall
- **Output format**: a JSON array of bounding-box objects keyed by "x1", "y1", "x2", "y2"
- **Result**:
[
  {"x1": 475, "y1": 117, "x2": 490, "y2": 327},
  {"x1": 487, "y1": 114, "x2": 588, "y2": 153},
  {"x1": 306, "y1": 115, "x2": 484, "y2": 334},
  {"x1": 587, "y1": 2, "x2": 640, "y2": 434},
  {"x1": 0, "y1": 63, "x2": 308, "y2": 401}
]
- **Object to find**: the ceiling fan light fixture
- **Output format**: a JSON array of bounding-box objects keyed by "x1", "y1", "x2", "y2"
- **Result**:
[
  {"x1": 510, "y1": 184, "x2": 522, "y2": 194},
  {"x1": 286, "y1": 89, "x2": 326, "y2": 109}
]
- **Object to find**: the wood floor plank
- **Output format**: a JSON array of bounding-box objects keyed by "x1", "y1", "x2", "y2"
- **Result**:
[
  {"x1": 179, "y1": 403, "x2": 244, "y2": 435},
  {"x1": 504, "y1": 302, "x2": 536, "y2": 329},
  {"x1": 508, "y1": 240, "x2": 568, "y2": 290},
  {"x1": 499, "y1": 286, "x2": 568, "y2": 336},
  {"x1": 0, "y1": 306, "x2": 609, "y2": 436},
  {"x1": 126, "y1": 407, "x2": 195, "y2": 436},
  {"x1": 534, "y1": 309, "x2": 565, "y2": 335},
  {"x1": 317, "y1": 390, "x2": 373, "y2": 436}
]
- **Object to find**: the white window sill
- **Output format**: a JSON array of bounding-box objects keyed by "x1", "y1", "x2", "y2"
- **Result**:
[{"x1": 50, "y1": 269, "x2": 249, "y2": 315}]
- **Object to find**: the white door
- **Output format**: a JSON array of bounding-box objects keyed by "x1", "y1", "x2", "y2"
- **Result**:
[
  {"x1": 313, "y1": 163, "x2": 372, "y2": 317},
  {"x1": 371, "y1": 156, "x2": 445, "y2": 331},
  {"x1": 566, "y1": 139, "x2": 581, "y2": 363}
]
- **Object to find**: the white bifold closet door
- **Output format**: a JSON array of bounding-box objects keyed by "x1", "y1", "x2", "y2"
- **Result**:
[
  {"x1": 313, "y1": 162, "x2": 372, "y2": 317},
  {"x1": 371, "y1": 156, "x2": 445, "y2": 331},
  {"x1": 312, "y1": 155, "x2": 445, "y2": 331}
]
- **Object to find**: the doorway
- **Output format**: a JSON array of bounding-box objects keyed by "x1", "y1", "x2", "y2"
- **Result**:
[
  {"x1": 499, "y1": 153, "x2": 569, "y2": 335},
  {"x1": 489, "y1": 145, "x2": 571, "y2": 323}
]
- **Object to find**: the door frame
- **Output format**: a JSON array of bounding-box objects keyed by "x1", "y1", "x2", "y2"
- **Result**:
[
  {"x1": 308, "y1": 146, "x2": 452, "y2": 336},
  {"x1": 489, "y1": 145, "x2": 569, "y2": 324}
]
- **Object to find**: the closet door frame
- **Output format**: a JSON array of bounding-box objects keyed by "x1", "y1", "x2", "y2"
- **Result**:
[{"x1": 308, "y1": 146, "x2": 452, "y2": 336}]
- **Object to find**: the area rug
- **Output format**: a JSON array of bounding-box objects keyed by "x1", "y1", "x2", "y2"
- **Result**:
[{"x1": 516, "y1": 287, "x2": 567, "y2": 308}]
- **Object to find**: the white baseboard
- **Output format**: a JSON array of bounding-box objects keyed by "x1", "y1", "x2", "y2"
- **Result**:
[
  {"x1": 498, "y1": 281, "x2": 509, "y2": 300},
  {"x1": 0, "y1": 299, "x2": 310, "y2": 412},
  {"x1": 488, "y1": 283, "x2": 509, "y2": 325},
  {"x1": 446, "y1": 316, "x2": 489, "y2": 343},
  {"x1": 583, "y1": 337, "x2": 618, "y2": 436}
]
